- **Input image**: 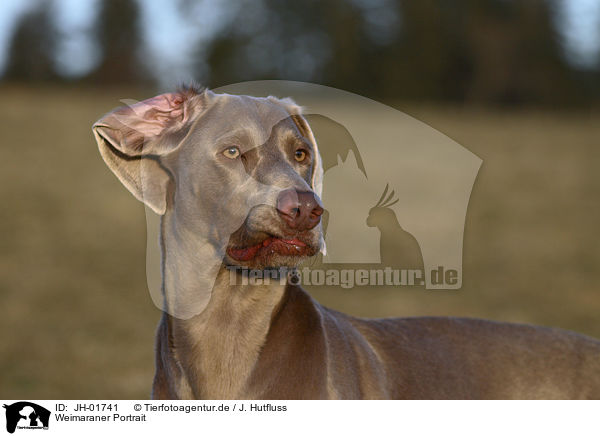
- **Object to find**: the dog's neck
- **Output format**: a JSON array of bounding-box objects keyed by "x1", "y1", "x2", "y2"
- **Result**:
[
  {"x1": 168, "y1": 269, "x2": 286, "y2": 399},
  {"x1": 159, "y1": 215, "x2": 287, "y2": 399}
]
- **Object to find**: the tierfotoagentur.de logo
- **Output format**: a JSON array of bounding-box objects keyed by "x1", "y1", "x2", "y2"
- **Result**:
[{"x1": 3, "y1": 402, "x2": 50, "y2": 434}]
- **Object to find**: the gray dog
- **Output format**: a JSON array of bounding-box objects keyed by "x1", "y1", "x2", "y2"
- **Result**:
[{"x1": 93, "y1": 85, "x2": 600, "y2": 399}]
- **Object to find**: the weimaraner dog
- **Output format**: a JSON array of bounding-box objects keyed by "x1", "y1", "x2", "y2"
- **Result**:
[{"x1": 93, "y1": 85, "x2": 600, "y2": 399}]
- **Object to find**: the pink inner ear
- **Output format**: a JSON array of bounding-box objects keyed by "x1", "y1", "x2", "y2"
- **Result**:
[
  {"x1": 122, "y1": 92, "x2": 189, "y2": 137},
  {"x1": 139, "y1": 93, "x2": 186, "y2": 134}
]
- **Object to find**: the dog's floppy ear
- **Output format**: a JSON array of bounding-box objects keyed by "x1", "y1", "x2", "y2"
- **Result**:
[
  {"x1": 92, "y1": 87, "x2": 205, "y2": 214},
  {"x1": 269, "y1": 97, "x2": 324, "y2": 197}
]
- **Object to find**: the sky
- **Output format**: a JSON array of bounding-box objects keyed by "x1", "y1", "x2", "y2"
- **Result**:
[
  {"x1": 0, "y1": 0, "x2": 598, "y2": 86},
  {"x1": 556, "y1": 0, "x2": 600, "y2": 69}
]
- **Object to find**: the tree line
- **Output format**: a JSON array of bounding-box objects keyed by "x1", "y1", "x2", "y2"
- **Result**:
[{"x1": 3, "y1": 0, "x2": 599, "y2": 106}]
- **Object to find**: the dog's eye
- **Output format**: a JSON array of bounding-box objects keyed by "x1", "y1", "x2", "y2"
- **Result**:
[
  {"x1": 294, "y1": 149, "x2": 307, "y2": 162},
  {"x1": 223, "y1": 147, "x2": 240, "y2": 159}
]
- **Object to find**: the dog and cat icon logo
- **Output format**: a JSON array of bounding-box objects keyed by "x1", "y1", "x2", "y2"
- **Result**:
[{"x1": 3, "y1": 402, "x2": 50, "y2": 434}]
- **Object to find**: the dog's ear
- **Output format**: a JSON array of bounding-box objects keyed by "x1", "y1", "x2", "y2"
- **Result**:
[
  {"x1": 268, "y1": 97, "x2": 324, "y2": 197},
  {"x1": 92, "y1": 87, "x2": 205, "y2": 214}
]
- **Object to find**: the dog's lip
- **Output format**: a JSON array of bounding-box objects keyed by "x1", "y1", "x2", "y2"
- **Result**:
[
  {"x1": 262, "y1": 237, "x2": 306, "y2": 247},
  {"x1": 227, "y1": 236, "x2": 310, "y2": 261}
]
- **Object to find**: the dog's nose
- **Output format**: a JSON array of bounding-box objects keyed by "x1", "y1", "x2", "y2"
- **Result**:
[{"x1": 276, "y1": 189, "x2": 324, "y2": 231}]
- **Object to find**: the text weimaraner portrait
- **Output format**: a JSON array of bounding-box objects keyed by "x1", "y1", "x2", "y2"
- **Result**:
[{"x1": 93, "y1": 85, "x2": 600, "y2": 399}]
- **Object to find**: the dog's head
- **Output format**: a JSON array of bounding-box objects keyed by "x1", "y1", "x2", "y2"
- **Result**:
[{"x1": 93, "y1": 86, "x2": 324, "y2": 270}]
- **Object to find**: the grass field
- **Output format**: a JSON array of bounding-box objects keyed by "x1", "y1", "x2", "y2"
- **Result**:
[{"x1": 1, "y1": 85, "x2": 599, "y2": 398}]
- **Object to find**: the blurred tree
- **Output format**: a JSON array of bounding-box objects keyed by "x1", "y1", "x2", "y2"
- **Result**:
[
  {"x1": 3, "y1": 1, "x2": 58, "y2": 82},
  {"x1": 1, "y1": 0, "x2": 595, "y2": 106},
  {"x1": 196, "y1": 0, "x2": 592, "y2": 106},
  {"x1": 199, "y1": 0, "x2": 337, "y2": 85},
  {"x1": 464, "y1": 0, "x2": 581, "y2": 105},
  {"x1": 88, "y1": 0, "x2": 149, "y2": 85},
  {"x1": 369, "y1": 0, "x2": 474, "y2": 101}
]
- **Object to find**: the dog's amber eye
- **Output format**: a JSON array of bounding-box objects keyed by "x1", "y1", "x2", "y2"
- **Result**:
[
  {"x1": 294, "y1": 149, "x2": 307, "y2": 162},
  {"x1": 223, "y1": 147, "x2": 240, "y2": 159}
]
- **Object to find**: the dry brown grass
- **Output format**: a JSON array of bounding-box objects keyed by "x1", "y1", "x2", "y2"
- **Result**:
[{"x1": 1, "y1": 86, "x2": 598, "y2": 398}]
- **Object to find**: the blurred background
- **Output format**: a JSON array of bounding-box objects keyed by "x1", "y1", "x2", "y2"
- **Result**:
[{"x1": 0, "y1": 0, "x2": 599, "y2": 398}]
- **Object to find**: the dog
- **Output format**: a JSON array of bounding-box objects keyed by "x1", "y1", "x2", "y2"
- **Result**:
[{"x1": 93, "y1": 85, "x2": 600, "y2": 399}]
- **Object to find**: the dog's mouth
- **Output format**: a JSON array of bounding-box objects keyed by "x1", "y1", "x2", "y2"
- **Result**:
[{"x1": 227, "y1": 236, "x2": 312, "y2": 262}]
